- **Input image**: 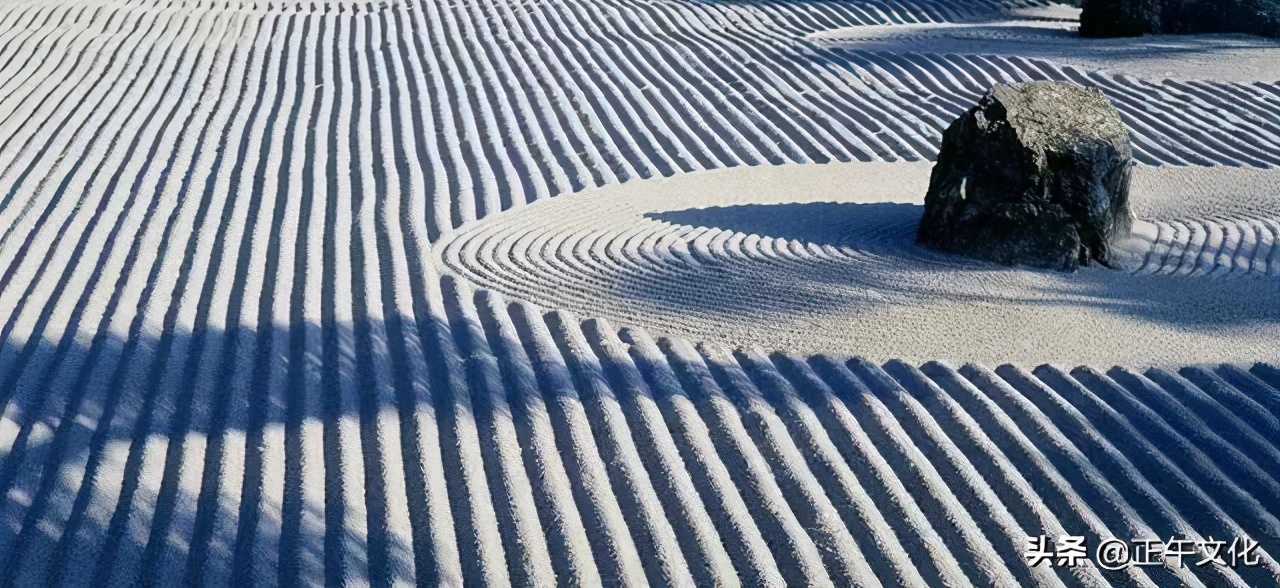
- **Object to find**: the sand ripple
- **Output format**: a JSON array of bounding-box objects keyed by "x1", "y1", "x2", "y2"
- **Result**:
[{"x1": 439, "y1": 162, "x2": 1280, "y2": 365}]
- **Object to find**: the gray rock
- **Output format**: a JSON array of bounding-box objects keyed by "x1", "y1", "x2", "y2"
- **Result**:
[
  {"x1": 1080, "y1": 0, "x2": 1280, "y2": 39},
  {"x1": 916, "y1": 82, "x2": 1134, "y2": 271}
]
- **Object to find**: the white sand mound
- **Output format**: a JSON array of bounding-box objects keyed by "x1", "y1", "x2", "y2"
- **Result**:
[{"x1": 438, "y1": 162, "x2": 1280, "y2": 366}]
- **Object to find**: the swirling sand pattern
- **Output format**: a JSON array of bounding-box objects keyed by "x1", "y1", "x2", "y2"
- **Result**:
[
  {"x1": 0, "y1": 0, "x2": 1276, "y2": 585},
  {"x1": 439, "y1": 162, "x2": 1280, "y2": 364}
]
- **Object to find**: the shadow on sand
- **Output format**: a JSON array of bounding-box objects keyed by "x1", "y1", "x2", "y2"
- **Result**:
[
  {"x1": 2, "y1": 275, "x2": 1277, "y2": 586},
  {"x1": 0, "y1": 316, "x2": 472, "y2": 587},
  {"x1": 640, "y1": 202, "x2": 1280, "y2": 330}
]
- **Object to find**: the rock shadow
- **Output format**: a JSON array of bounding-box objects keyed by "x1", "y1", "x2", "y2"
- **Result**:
[
  {"x1": 648, "y1": 201, "x2": 926, "y2": 250},
  {"x1": 634, "y1": 202, "x2": 1280, "y2": 331}
]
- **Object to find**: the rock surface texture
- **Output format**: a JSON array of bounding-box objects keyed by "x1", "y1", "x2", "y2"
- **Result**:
[
  {"x1": 916, "y1": 82, "x2": 1134, "y2": 271},
  {"x1": 1080, "y1": 0, "x2": 1280, "y2": 38}
]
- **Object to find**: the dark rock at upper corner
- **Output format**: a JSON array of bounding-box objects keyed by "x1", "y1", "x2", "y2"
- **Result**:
[
  {"x1": 1079, "y1": 0, "x2": 1280, "y2": 39},
  {"x1": 916, "y1": 82, "x2": 1134, "y2": 272}
]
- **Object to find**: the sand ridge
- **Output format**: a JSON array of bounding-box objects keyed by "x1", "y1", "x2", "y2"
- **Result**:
[
  {"x1": 0, "y1": 0, "x2": 1277, "y2": 585},
  {"x1": 438, "y1": 162, "x2": 1280, "y2": 366},
  {"x1": 810, "y1": 15, "x2": 1280, "y2": 83}
]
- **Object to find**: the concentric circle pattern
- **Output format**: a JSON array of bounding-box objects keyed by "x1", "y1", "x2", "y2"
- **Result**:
[
  {"x1": 439, "y1": 162, "x2": 1280, "y2": 365},
  {"x1": 0, "y1": 0, "x2": 1278, "y2": 585}
]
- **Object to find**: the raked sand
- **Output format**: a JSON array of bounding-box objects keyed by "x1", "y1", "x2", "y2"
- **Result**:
[
  {"x1": 438, "y1": 162, "x2": 1280, "y2": 366},
  {"x1": 810, "y1": 16, "x2": 1280, "y2": 83},
  {"x1": 0, "y1": 0, "x2": 1277, "y2": 585}
]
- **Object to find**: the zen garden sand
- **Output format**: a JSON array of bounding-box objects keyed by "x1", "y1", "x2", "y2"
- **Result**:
[{"x1": 0, "y1": 0, "x2": 1275, "y2": 585}]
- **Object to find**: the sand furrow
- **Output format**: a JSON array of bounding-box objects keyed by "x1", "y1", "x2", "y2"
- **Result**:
[
  {"x1": 439, "y1": 162, "x2": 1280, "y2": 364},
  {"x1": 0, "y1": 0, "x2": 1275, "y2": 585}
]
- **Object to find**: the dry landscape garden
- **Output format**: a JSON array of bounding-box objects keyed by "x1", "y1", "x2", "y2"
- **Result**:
[{"x1": 0, "y1": 0, "x2": 1277, "y2": 585}]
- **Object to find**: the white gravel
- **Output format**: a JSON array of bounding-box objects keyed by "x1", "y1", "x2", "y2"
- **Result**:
[
  {"x1": 2, "y1": 0, "x2": 1279, "y2": 584},
  {"x1": 439, "y1": 162, "x2": 1280, "y2": 366}
]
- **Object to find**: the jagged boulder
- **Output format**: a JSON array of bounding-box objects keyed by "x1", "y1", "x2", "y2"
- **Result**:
[
  {"x1": 1080, "y1": 0, "x2": 1280, "y2": 39},
  {"x1": 916, "y1": 82, "x2": 1134, "y2": 271}
]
